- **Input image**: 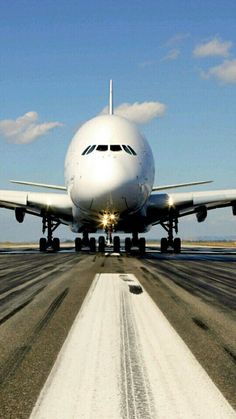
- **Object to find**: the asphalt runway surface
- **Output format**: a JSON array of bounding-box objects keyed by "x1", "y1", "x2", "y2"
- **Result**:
[{"x1": 0, "y1": 246, "x2": 236, "y2": 418}]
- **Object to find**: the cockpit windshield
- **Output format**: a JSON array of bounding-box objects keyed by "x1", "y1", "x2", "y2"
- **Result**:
[
  {"x1": 82, "y1": 144, "x2": 136, "y2": 155},
  {"x1": 110, "y1": 145, "x2": 122, "y2": 151},
  {"x1": 96, "y1": 145, "x2": 108, "y2": 151}
]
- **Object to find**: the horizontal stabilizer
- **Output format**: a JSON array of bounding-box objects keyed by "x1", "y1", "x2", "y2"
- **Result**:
[
  {"x1": 152, "y1": 180, "x2": 213, "y2": 192},
  {"x1": 10, "y1": 180, "x2": 67, "y2": 191}
]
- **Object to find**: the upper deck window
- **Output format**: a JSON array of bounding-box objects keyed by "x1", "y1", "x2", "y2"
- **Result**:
[
  {"x1": 96, "y1": 145, "x2": 108, "y2": 151},
  {"x1": 110, "y1": 145, "x2": 122, "y2": 152}
]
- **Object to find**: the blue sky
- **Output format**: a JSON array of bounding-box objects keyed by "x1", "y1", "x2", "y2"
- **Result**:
[{"x1": 0, "y1": 0, "x2": 236, "y2": 241}]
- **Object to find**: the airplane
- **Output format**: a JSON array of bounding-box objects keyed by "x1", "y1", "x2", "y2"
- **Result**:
[{"x1": 1, "y1": 80, "x2": 236, "y2": 254}]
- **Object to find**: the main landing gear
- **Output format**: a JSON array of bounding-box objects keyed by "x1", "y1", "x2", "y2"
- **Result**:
[
  {"x1": 74, "y1": 232, "x2": 146, "y2": 254},
  {"x1": 125, "y1": 232, "x2": 146, "y2": 255},
  {"x1": 160, "y1": 211, "x2": 181, "y2": 254},
  {"x1": 39, "y1": 215, "x2": 61, "y2": 252},
  {"x1": 75, "y1": 232, "x2": 96, "y2": 252}
]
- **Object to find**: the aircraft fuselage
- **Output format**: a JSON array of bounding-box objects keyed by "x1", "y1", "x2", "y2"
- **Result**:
[{"x1": 64, "y1": 114, "x2": 155, "y2": 233}]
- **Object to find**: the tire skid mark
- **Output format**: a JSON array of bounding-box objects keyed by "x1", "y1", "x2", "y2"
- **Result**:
[
  {"x1": 120, "y1": 289, "x2": 155, "y2": 419},
  {"x1": 0, "y1": 254, "x2": 78, "y2": 295},
  {"x1": 0, "y1": 286, "x2": 46, "y2": 325},
  {"x1": 223, "y1": 347, "x2": 236, "y2": 364},
  {"x1": 0, "y1": 288, "x2": 69, "y2": 386},
  {"x1": 145, "y1": 259, "x2": 236, "y2": 309}
]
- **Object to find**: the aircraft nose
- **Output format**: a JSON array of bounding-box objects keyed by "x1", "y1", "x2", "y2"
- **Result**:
[{"x1": 71, "y1": 157, "x2": 141, "y2": 211}]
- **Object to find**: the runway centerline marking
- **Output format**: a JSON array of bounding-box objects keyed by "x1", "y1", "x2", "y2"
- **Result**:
[{"x1": 30, "y1": 273, "x2": 236, "y2": 419}]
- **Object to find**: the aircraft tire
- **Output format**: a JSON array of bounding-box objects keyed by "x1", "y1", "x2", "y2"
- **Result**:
[
  {"x1": 52, "y1": 237, "x2": 60, "y2": 251},
  {"x1": 113, "y1": 236, "x2": 120, "y2": 253},
  {"x1": 160, "y1": 237, "x2": 168, "y2": 253},
  {"x1": 98, "y1": 236, "x2": 105, "y2": 252},
  {"x1": 173, "y1": 237, "x2": 181, "y2": 253},
  {"x1": 89, "y1": 237, "x2": 96, "y2": 252},
  {"x1": 75, "y1": 237, "x2": 82, "y2": 252},
  {"x1": 139, "y1": 237, "x2": 146, "y2": 255},
  {"x1": 125, "y1": 237, "x2": 131, "y2": 252},
  {"x1": 39, "y1": 237, "x2": 47, "y2": 252}
]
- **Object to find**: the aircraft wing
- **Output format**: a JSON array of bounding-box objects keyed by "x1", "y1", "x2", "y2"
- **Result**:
[
  {"x1": 0, "y1": 190, "x2": 73, "y2": 224},
  {"x1": 147, "y1": 189, "x2": 236, "y2": 225}
]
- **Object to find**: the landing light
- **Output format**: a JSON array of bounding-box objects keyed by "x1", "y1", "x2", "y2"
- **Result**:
[
  {"x1": 168, "y1": 197, "x2": 174, "y2": 207},
  {"x1": 100, "y1": 212, "x2": 118, "y2": 228}
]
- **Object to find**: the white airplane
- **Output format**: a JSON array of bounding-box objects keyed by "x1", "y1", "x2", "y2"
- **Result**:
[{"x1": 1, "y1": 80, "x2": 236, "y2": 254}]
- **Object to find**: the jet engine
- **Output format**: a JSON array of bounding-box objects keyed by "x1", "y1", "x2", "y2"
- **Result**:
[
  {"x1": 15, "y1": 208, "x2": 25, "y2": 223},
  {"x1": 232, "y1": 201, "x2": 236, "y2": 216},
  {"x1": 196, "y1": 206, "x2": 207, "y2": 223}
]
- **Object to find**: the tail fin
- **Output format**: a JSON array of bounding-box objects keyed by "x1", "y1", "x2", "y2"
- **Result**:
[{"x1": 109, "y1": 79, "x2": 113, "y2": 115}]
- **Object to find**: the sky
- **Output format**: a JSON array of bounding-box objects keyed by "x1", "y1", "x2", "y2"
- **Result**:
[{"x1": 0, "y1": 0, "x2": 236, "y2": 241}]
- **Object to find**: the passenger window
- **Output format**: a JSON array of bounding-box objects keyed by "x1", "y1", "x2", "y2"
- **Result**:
[
  {"x1": 96, "y1": 145, "x2": 108, "y2": 151},
  {"x1": 122, "y1": 145, "x2": 132, "y2": 154},
  {"x1": 86, "y1": 145, "x2": 96, "y2": 154},
  {"x1": 127, "y1": 146, "x2": 137, "y2": 155},
  {"x1": 82, "y1": 145, "x2": 91, "y2": 155},
  {"x1": 110, "y1": 145, "x2": 122, "y2": 151}
]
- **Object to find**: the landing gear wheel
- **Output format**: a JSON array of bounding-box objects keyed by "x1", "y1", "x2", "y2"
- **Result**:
[
  {"x1": 139, "y1": 237, "x2": 146, "y2": 255},
  {"x1": 89, "y1": 237, "x2": 96, "y2": 252},
  {"x1": 52, "y1": 237, "x2": 60, "y2": 251},
  {"x1": 39, "y1": 237, "x2": 47, "y2": 252},
  {"x1": 173, "y1": 237, "x2": 181, "y2": 253},
  {"x1": 160, "y1": 237, "x2": 168, "y2": 253},
  {"x1": 75, "y1": 237, "x2": 82, "y2": 252},
  {"x1": 125, "y1": 237, "x2": 131, "y2": 253},
  {"x1": 98, "y1": 236, "x2": 105, "y2": 252},
  {"x1": 113, "y1": 236, "x2": 120, "y2": 253}
]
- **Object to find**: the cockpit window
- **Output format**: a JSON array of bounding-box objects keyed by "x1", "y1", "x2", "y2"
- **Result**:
[
  {"x1": 110, "y1": 145, "x2": 122, "y2": 151},
  {"x1": 127, "y1": 145, "x2": 137, "y2": 155},
  {"x1": 96, "y1": 145, "x2": 108, "y2": 151},
  {"x1": 122, "y1": 145, "x2": 132, "y2": 154},
  {"x1": 86, "y1": 145, "x2": 96, "y2": 154},
  {"x1": 82, "y1": 145, "x2": 91, "y2": 155}
]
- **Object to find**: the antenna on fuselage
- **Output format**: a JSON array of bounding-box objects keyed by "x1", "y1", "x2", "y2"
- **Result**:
[{"x1": 109, "y1": 79, "x2": 113, "y2": 115}]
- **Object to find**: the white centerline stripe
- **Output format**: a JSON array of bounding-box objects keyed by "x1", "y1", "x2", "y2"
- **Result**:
[{"x1": 30, "y1": 273, "x2": 236, "y2": 419}]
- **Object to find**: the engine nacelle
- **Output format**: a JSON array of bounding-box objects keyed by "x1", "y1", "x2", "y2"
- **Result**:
[
  {"x1": 196, "y1": 206, "x2": 207, "y2": 223},
  {"x1": 232, "y1": 201, "x2": 236, "y2": 216},
  {"x1": 15, "y1": 208, "x2": 25, "y2": 223}
]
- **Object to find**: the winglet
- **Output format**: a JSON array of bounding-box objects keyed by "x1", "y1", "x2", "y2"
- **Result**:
[{"x1": 109, "y1": 79, "x2": 113, "y2": 115}]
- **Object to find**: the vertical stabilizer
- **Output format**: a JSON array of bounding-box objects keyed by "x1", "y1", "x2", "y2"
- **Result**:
[{"x1": 109, "y1": 79, "x2": 113, "y2": 115}]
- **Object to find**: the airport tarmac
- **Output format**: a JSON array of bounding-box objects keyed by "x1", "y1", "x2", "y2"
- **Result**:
[{"x1": 0, "y1": 246, "x2": 236, "y2": 418}]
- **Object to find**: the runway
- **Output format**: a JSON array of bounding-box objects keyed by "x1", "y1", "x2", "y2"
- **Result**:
[{"x1": 0, "y1": 247, "x2": 236, "y2": 418}]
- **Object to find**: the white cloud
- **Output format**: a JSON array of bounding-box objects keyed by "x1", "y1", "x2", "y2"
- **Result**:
[
  {"x1": 139, "y1": 60, "x2": 154, "y2": 68},
  {"x1": 164, "y1": 33, "x2": 190, "y2": 48},
  {"x1": 0, "y1": 111, "x2": 63, "y2": 144},
  {"x1": 202, "y1": 59, "x2": 236, "y2": 84},
  {"x1": 161, "y1": 49, "x2": 180, "y2": 62},
  {"x1": 101, "y1": 101, "x2": 166, "y2": 124},
  {"x1": 193, "y1": 37, "x2": 233, "y2": 58}
]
